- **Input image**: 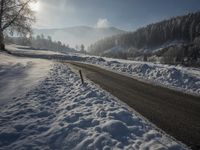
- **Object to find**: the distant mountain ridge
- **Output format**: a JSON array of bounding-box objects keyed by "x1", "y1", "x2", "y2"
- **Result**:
[{"x1": 33, "y1": 26, "x2": 125, "y2": 48}]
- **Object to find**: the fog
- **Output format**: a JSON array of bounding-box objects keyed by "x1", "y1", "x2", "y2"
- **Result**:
[{"x1": 33, "y1": 26, "x2": 125, "y2": 48}]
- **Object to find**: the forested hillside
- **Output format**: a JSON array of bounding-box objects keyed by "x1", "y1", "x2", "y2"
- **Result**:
[{"x1": 89, "y1": 12, "x2": 200, "y2": 66}]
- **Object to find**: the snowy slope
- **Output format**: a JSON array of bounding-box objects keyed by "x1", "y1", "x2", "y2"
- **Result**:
[{"x1": 0, "y1": 57, "x2": 186, "y2": 149}]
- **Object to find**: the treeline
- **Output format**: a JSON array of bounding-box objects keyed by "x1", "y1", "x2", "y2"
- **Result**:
[
  {"x1": 89, "y1": 11, "x2": 200, "y2": 55},
  {"x1": 152, "y1": 37, "x2": 200, "y2": 66},
  {"x1": 5, "y1": 34, "x2": 76, "y2": 53}
]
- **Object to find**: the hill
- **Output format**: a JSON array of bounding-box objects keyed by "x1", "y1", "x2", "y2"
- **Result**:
[{"x1": 88, "y1": 12, "x2": 200, "y2": 66}]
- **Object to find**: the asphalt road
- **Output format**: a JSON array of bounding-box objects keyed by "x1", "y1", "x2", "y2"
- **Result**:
[{"x1": 69, "y1": 62, "x2": 200, "y2": 150}]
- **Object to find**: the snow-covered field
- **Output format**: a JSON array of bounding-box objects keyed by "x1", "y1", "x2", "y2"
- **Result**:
[
  {"x1": 0, "y1": 53, "x2": 186, "y2": 149},
  {"x1": 0, "y1": 52, "x2": 53, "y2": 105},
  {"x1": 6, "y1": 44, "x2": 63, "y2": 55}
]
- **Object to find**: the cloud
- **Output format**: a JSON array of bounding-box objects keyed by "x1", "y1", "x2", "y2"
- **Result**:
[{"x1": 96, "y1": 18, "x2": 110, "y2": 28}]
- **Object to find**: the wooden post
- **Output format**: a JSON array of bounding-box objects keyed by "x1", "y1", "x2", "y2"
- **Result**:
[{"x1": 79, "y1": 70, "x2": 84, "y2": 84}]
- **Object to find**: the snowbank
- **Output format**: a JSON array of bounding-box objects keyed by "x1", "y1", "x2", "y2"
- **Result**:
[
  {"x1": 83, "y1": 57, "x2": 200, "y2": 96},
  {"x1": 0, "y1": 63, "x2": 186, "y2": 149}
]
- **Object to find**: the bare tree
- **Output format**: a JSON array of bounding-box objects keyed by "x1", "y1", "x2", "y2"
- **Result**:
[{"x1": 0, "y1": 0, "x2": 36, "y2": 50}]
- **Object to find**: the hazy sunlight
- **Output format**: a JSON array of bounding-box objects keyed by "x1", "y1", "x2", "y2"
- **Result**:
[{"x1": 29, "y1": 1, "x2": 40, "y2": 12}]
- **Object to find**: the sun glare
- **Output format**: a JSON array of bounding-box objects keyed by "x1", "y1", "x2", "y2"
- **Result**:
[{"x1": 29, "y1": 1, "x2": 40, "y2": 12}]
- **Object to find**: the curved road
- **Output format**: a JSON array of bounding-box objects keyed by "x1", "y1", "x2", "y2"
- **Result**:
[{"x1": 69, "y1": 62, "x2": 200, "y2": 150}]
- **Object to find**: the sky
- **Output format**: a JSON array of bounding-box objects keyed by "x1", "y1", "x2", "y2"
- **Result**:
[{"x1": 33, "y1": 0, "x2": 200, "y2": 31}]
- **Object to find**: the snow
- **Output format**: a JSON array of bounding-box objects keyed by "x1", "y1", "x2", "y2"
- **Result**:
[
  {"x1": 6, "y1": 44, "x2": 63, "y2": 55},
  {"x1": 6, "y1": 44, "x2": 200, "y2": 96},
  {"x1": 0, "y1": 54, "x2": 186, "y2": 149},
  {"x1": 0, "y1": 52, "x2": 53, "y2": 105},
  {"x1": 103, "y1": 46, "x2": 124, "y2": 54},
  {"x1": 83, "y1": 57, "x2": 200, "y2": 95}
]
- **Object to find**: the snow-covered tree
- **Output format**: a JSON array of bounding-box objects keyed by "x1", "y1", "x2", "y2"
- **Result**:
[{"x1": 0, "y1": 0, "x2": 36, "y2": 50}]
